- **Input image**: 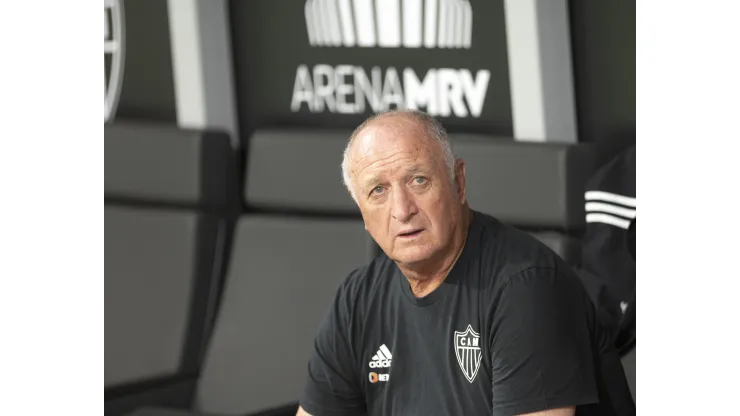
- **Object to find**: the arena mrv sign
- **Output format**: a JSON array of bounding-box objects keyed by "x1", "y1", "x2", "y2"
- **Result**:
[
  {"x1": 291, "y1": 65, "x2": 490, "y2": 117},
  {"x1": 291, "y1": 0, "x2": 491, "y2": 118}
]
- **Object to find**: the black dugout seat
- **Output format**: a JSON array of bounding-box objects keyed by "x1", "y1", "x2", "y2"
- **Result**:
[
  {"x1": 195, "y1": 216, "x2": 374, "y2": 415},
  {"x1": 125, "y1": 129, "x2": 374, "y2": 416},
  {"x1": 195, "y1": 129, "x2": 374, "y2": 415},
  {"x1": 105, "y1": 122, "x2": 239, "y2": 416}
]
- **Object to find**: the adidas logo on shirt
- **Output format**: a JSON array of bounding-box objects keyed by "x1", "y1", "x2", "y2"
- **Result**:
[{"x1": 369, "y1": 344, "x2": 393, "y2": 368}]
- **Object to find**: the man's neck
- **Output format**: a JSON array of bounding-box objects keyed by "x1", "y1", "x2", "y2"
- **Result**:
[{"x1": 398, "y1": 208, "x2": 472, "y2": 298}]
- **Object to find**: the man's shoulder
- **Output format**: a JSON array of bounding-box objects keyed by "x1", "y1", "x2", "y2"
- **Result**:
[
  {"x1": 471, "y1": 210, "x2": 567, "y2": 283},
  {"x1": 335, "y1": 254, "x2": 396, "y2": 304}
]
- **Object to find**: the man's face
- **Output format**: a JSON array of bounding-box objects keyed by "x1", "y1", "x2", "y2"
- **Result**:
[{"x1": 349, "y1": 116, "x2": 466, "y2": 268}]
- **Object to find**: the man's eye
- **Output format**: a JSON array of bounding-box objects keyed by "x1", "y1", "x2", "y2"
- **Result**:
[
  {"x1": 372, "y1": 186, "x2": 384, "y2": 195},
  {"x1": 414, "y1": 177, "x2": 427, "y2": 184}
]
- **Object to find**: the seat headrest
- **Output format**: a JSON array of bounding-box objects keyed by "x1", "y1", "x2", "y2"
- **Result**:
[
  {"x1": 454, "y1": 134, "x2": 613, "y2": 229},
  {"x1": 105, "y1": 122, "x2": 239, "y2": 210},
  {"x1": 244, "y1": 129, "x2": 610, "y2": 227},
  {"x1": 245, "y1": 129, "x2": 357, "y2": 213}
]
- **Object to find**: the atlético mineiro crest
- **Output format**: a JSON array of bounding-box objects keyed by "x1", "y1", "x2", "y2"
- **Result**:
[
  {"x1": 454, "y1": 324, "x2": 482, "y2": 383},
  {"x1": 105, "y1": 0, "x2": 125, "y2": 122}
]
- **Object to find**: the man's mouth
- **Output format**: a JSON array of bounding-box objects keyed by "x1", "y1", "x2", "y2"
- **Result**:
[{"x1": 398, "y1": 229, "x2": 424, "y2": 238}]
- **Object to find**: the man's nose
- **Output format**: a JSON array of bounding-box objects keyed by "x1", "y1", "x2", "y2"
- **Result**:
[{"x1": 390, "y1": 187, "x2": 418, "y2": 222}]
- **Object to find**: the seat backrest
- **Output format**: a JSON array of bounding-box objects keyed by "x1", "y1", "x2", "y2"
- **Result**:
[
  {"x1": 195, "y1": 216, "x2": 374, "y2": 414},
  {"x1": 105, "y1": 122, "x2": 239, "y2": 212},
  {"x1": 105, "y1": 207, "x2": 219, "y2": 387},
  {"x1": 245, "y1": 128, "x2": 613, "y2": 263},
  {"x1": 244, "y1": 129, "x2": 357, "y2": 213},
  {"x1": 195, "y1": 129, "x2": 374, "y2": 414},
  {"x1": 105, "y1": 122, "x2": 237, "y2": 390},
  {"x1": 452, "y1": 134, "x2": 614, "y2": 261},
  {"x1": 453, "y1": 134, "x2": 611, "y2": 230}
]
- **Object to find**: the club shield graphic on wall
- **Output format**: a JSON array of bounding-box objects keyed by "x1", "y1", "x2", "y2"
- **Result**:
[
  {"x1": 230, "y1": 0, "x2": 513, "y2": 134},
  {"x1": 454, "y1": 324, "x2": 482, "y2": 383},
  {"x1": 104, "y1": 0, "x2": 125, "y2": 123}
]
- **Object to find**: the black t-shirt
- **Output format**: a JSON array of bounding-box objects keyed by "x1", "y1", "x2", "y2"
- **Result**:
[{"x1": 300, "y1": 211, "x2": 635, "y2": 416}]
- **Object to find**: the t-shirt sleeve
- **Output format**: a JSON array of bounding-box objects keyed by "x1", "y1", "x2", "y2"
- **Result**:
[
  {"x1": 489, "y1": 266, "x2": 600, "y2": 416},
  {"x1": 299, "y1": 277, "x2": 366, "y2": 416}
]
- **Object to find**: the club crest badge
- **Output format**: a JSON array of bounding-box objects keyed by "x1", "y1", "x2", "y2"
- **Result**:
[{"x1": 454, "y1": 324, "x2": 482, "y2": 383}]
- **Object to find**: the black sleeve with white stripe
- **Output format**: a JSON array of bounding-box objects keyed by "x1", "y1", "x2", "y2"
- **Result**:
[{"x1": 577, "y1": 145, "x2": 636, "y2": 342}]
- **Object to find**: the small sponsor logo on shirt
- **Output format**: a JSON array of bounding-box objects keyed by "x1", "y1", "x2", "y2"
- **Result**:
[
  {"x1": 369, "y1": 344, "x2": 393, "y2": 368},
  {"x1": 368, "y1": 372, "x2": 389, "y2": 383}
]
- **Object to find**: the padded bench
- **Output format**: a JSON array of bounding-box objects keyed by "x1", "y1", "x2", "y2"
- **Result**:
[
  {"x1": 246, "y1": 129, "x2": 613, "y2": 262},
  {"x1": 121, "y1": 217, "x2": 374, "y2": 416},
  {"x1": 123, "y1": 129, "x2": 375, "y2": 415},
  {"x1": 105, "y1": 122, "x2": 238, "y2": 416}
]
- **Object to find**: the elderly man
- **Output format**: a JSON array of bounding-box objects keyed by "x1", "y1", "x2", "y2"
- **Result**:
[{"x1": 297, "y1": 110, "x2": 635, "y2": 416}]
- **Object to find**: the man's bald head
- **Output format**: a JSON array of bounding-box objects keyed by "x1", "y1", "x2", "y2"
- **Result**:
[
  {"x1": 341, "y1": 110, "x2": 456, "y2": 202},
  {"x1": 341, "y1": 109, "x2": 468, "y2": 272}
]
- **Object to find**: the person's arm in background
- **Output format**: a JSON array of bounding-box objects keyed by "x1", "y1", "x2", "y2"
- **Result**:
[{"x1": 489, "y1": 266, "x2": 601, "y2": 416}]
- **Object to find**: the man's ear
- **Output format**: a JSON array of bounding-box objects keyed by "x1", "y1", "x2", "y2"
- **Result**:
[{"x1": 454, "y1": 158, "x2": 467, "y2": 204}]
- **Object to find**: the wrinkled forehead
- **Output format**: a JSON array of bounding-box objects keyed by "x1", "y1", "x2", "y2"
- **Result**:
[{"x1": 349, "y1": 118, "x2": 441, "y2": 172}]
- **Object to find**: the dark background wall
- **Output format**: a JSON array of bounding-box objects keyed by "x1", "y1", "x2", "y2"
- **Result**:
[
  {"x1": 113, "y1": 0, "x2": 177, "y2": 123},
  {"x1": 570, "y1": 0, "x2": 636, "y2": 145}
]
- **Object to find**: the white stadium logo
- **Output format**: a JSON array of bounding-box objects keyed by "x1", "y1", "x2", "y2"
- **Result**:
[
  {"x1": 305, "y1": 0, "x2": 472, "y2": 48},
  {"x1": 292, "y1": 0, "x2": 489, "y2": 117},
  {"x1": 105, "y1": 0, "x2": 125, "y2": 122}
]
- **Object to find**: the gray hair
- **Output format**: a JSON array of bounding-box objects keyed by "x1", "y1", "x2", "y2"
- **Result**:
[{"x1": 341, "y1": 109, "x2": 456, "y2": 203}]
